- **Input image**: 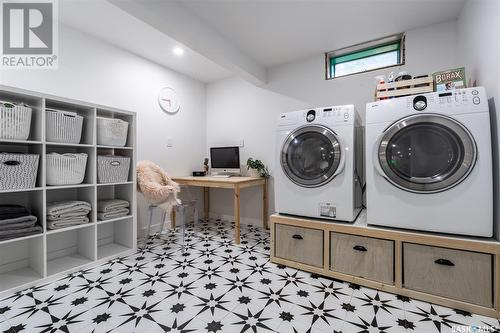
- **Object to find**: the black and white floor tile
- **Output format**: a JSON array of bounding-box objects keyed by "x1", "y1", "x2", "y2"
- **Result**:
[{"x1": 0, "y1": 219, "x2": 498, "y2": 333}]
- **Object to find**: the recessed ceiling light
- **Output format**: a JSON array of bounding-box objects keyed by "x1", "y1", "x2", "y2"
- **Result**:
[{"x1": 173, "y1": 47, "x2": 184, "y2": 56}]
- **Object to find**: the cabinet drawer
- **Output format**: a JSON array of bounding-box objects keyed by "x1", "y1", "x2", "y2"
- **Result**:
[
  {"x1": 275, "y1": 224, "x2": 323, "y2": 268},
  {"x1": 403, "y1": 243, "x2": 493, "y2": 307},
  {"x1": 330, "y1": 232, "x2": 394, "y2": 284}
]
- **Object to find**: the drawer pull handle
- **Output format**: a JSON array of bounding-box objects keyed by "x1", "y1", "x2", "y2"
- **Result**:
[
  {"x1": 353, "y1": 245, "x2": 367, "y2": 252},
  {"x1": 3, "y1": 160, "x2": 21, "y2": 166},
  {"x1": 434, "y1": 258, "x2": 455, "y2": 267},
  {"x1": 292, "y1": 234, "x2": 303, "y2": 240}
]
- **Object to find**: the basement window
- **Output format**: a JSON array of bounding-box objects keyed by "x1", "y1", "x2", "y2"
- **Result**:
[{"x1": 326, "y1": 34, "x2": 405, "y2": 79}]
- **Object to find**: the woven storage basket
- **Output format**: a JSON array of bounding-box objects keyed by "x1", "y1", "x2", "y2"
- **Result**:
[
  {"x1": 46, "y1": 153, "x2": 88, "y2": 185},
  {"x1": 0, "y1": 104, "x2": 32, "y2": 140},
  {"x1": 97, "y1": 155, "x2": 130, "y2": 184},
  {"x1": 0, "y1": 153, "x2": 39, "y2": 190},
  {"x1": 97, "y1": 117, "x2": 129, "y2": 147},
  {"x1": 46, "y1": 109, "x2": 84, "y2": 144}
]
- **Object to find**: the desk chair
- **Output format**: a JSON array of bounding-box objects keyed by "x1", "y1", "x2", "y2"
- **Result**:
[{"x1": 142, "y1": 185, "x2": 197, "y2": 250}]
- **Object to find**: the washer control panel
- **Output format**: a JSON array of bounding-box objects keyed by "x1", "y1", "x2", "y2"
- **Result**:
[
  {"x1": 405, "y1": 88, "x2": 484, "y2": 111},
  {"x1": 303, "y1": 106, "x2": 352, "y2": 123}
]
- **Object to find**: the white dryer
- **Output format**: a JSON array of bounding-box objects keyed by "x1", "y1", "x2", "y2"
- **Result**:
[
  {"x1": 275, "y1": 105, "x2": 363, "y2": 222},
  {"x1": 365, "y1": 87, "x2": 493, "y2": 236}
]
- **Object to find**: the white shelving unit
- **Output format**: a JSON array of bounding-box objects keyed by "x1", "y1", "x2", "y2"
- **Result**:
[{"x1": 0, "y1": 85, "x2": 137, "y2": 296}]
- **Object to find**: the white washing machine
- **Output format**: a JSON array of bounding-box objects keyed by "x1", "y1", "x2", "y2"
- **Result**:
[
  {"x1": 365, "y1": 87, "x2": 493, "y2": 236},
  {"x1": 275, "y1": 105, "x2": 363, "y2": 222}
]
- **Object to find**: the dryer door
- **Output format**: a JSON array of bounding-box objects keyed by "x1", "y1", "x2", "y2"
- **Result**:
[
  {"x1": 281, "y1": 125, "x2": 342, "y2": 188},
  {"x1": 378, "y1": 114, "x2": 477, "y2": 193}
]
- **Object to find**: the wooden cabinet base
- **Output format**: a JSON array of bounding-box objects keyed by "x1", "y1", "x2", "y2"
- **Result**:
[{"x1": 270, "y1": 213, "x2": 500, "y2": 318}]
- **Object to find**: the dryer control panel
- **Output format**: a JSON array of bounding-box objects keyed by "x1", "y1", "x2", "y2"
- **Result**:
[{"x1": 366, "y1": 87, "x2": 488, "y2": 125}]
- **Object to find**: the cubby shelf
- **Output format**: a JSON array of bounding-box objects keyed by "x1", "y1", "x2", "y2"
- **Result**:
[
  {"x1": 97, "y1": 181, "x2": 134, "y2": 187},
  {"x1": 0, "y1": 139, "x2": 42, "y2": 145},
  {"x1": 0, "y1": 187, "x2": 43, "y2": 194},
  {"x1": 46, "y1": 142, "x2": 95, "y2": 148},
  {"x1": 0, "y1": 85, "x2": 137, "y2": 296},
  {"x1": 0, "y1": 232, "x2": 44, "y2": 246},
  {"x1": 97, "y1": 145, "x2": 134, "y2": 150},
  {"x1": 46, "y1": 222, "x2": 95, "y2": 235},
  {"x1": 97, "y1": 215, "x2": 134, "y2": 225},
  {"x1": 97, "y1": 218, "x2": 134, "y2": 260},
  {"x1": 46, "y1": 184, "x2": 96, "y2": 190}
]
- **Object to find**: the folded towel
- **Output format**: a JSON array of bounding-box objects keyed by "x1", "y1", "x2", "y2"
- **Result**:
[
  {"x1": 0, "y1": 215, "x2": 37, "y2": 226},
  {"x1": 97, "y1": 208, "x2": 129, "y2": 221},
  {"x1": 47, "y1": 209, "x2": 91, "y2": 220},
  {"x1": 0, "y1": 221, "x2": 37, "y2": 231},
  {"x1": 47, "y1": 214, "x2": 90, "y2": 222},
  {"x1": 47, "y1": 217, "x2": 90, "y2": 230},
  {"x1": 0, "y1": 218, "x2": 37, "y2": 231},
  {"x1": 0, "y1": 226, "x2": 42, "y2": 240},
  {"x1": 0, "y1": 205, "x2": 30, "y2": 220},
  {"x1": 97, "y1": 199, "x2": 129, "y2": 213},
  {"x1": 47, "y1": 201, "x2": 91, "y2": 216}
]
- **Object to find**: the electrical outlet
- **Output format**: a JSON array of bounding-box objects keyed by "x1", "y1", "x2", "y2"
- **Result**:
[{"x1": 167, "y1": 137, "x2": 174, "y2": 147}]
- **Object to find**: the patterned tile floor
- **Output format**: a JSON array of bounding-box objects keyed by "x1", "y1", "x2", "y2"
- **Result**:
[{"x1": 0, "y1": 219, "x2": 498, "y2": 333}]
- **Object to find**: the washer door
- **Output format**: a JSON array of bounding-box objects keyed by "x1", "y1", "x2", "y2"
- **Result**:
[
  {"x1": 378, "y1": 114, "x2": 477, "y2": 193},
  {"x1": 281, "y1": 125, "x2": 342, "y2": 188}
]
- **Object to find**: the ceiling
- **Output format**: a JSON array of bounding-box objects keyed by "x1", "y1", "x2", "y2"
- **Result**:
[
  {"x1": 61, "y1": 0, "x2": 466, "y2": 83},
  {"x1": 59, "y1": 0, "x2": 231, "y2": 83},
  {"x1": 177, "y1": 0, "x2": 466, "y2": 67}
]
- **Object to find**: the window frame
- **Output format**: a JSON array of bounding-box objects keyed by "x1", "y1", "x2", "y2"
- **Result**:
[{"x1": 325, "y1": 33, "x2": 405, "y2": 80}]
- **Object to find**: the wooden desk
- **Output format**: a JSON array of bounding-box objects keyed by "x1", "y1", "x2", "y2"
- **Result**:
[{"x1": 171, "y1": 176, "x2": 268, "y2": 244}]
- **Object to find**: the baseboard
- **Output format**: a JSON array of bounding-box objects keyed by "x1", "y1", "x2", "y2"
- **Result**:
[
  {"x1": 138, "y1": 213, "x2": 265, "y2": 237},
  {"x1": 208, "y1": 212, "x2": 265, "y2": 227},
  {"x1": 137, "y1": 222, "x2": 172, "y2": 238}
]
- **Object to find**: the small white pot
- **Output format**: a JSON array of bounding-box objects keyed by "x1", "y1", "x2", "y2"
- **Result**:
[{"x1": 248, "y1": 168, "x2": 260, "y2": 178}]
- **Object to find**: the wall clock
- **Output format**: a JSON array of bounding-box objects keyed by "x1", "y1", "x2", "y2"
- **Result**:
[{"x1": 158, "y1": 87, "x2": 180, "y2": 114}]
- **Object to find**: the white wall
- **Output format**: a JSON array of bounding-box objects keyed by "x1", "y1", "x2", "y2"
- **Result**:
[
  {"x1": 458, "y1": 0, "x2": 500, "y2": 238},
  {"x1": 206, "y1": 20, "x2": 462, "y2": 225},
  {"x1": 0, "y1": 24, "x2": 207, "y2": 235}
]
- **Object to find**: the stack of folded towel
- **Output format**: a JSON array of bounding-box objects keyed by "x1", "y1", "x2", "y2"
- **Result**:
[
  {"x1": 0, "y1": 205, "x2": 42, "y2": 240},
  {"x1": 97, "y1": 199, "x2": 130, "y2": 221},
  {"x1": 47, "y1": 200, "x2": 91, "y2": 230}
]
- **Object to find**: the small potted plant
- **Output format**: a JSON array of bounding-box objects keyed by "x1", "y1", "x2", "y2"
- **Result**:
[{"x1": 246, "y1": 158, "x2": 270, "y2": 178}]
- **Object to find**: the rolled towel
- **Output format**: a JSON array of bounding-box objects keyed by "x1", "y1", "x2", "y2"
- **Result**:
[
  {"x1": 97, "y1": 199, "x2": 129, "y2": 212},
  {"x1": 97, "y1": 208, "x2": 129, "y2": 221},
  {"x1": 0, "y1": 205, "x2": 30, "y2": 220},
  {"x1": 47, "y1": 201, "x2": 91, "y2": 216},
  {"x1": 47, "y1": 217, "x2": 90, "y2": 230},
  {"x1": 0, "y1": 225, "x2": 42, "y2": 240}
]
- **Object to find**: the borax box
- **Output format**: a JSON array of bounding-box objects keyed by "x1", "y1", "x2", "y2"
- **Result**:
[{"x1": 433, "y1": 67, "x2": 467, "y2": 92}]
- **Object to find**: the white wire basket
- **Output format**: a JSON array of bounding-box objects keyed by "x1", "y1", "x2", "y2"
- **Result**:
[
  {"x1": 46, "y1": 153, "x2": 88, "y2": 185},
  {"x1": 97, "y1": 117, "x2": 129, "y2": 147},
  {"x1": 0, "y1": 103, "x2": 32, "y2": 140},
  {"x1": 97, "y1": 155, "x2": 130, "y2": 184},
  {"x1": 46, "y1": 109, "x2": 84, "y2": 144},
  {"x1": 0, "y1": 153, "x2": 39, "y2": 190}
]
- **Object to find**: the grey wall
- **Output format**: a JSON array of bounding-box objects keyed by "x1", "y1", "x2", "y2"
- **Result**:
[{"x1": 458, "y1": 0, "x2": 500, "y2": 239}]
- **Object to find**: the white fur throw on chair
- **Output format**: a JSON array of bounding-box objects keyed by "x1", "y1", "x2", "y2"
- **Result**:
[{"x1": 137, "y1": 160, "x2": 180, "y2": 213}]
